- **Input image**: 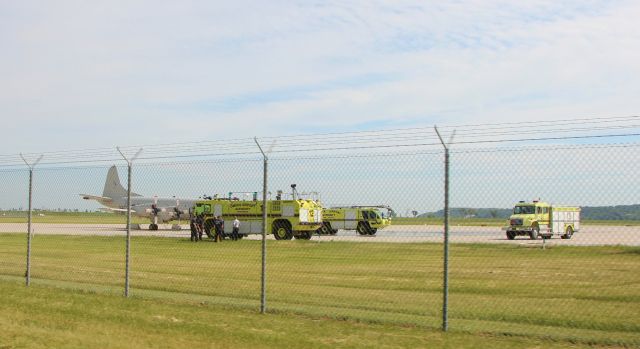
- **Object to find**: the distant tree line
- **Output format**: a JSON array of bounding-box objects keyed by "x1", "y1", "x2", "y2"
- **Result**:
[
  {"x1": 418, "y1": 204, "x2": 640, "y2": 221},
  {"x1": 0, "y1": 208, "x2": 96, "y2": 214}
]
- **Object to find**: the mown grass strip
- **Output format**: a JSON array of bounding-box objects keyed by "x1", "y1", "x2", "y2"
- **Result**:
[{"x1": 1, "y1": 233, "x2": 638, "y2": 347}]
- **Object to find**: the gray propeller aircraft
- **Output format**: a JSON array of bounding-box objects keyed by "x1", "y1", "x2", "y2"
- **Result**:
[{"x1": 81, "y1": 166, "x2": 196, "y2": 230}]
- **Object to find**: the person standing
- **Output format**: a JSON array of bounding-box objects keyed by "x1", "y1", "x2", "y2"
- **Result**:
[
  {"x1": 214, "y1": 216, "x2": 224, "y2": 242},
  {"x1": 189, "y1": 215, "x2": 198, "y2": 242},
  {"x1": 196, "y1": 214, "x2": 204, "y2": 241},
  {"x1": 232, "y1": 216, "x2": 240, "y2": 241}
]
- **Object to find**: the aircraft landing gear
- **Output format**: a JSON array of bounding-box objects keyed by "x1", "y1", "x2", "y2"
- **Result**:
[{"x1": 149, "y1": 223, "x2": 159, "y2": 231}]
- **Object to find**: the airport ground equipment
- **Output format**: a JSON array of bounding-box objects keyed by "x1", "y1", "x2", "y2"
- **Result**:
[
  {"x1": 316, "y1": 206, "x2": 394, "y2": 236},
  {"x1": 193, "y1": 192, "x2": 323, "y2": 240},
  {"x1": 505, "y1": 200, "x2": 580, "y2": 240}
]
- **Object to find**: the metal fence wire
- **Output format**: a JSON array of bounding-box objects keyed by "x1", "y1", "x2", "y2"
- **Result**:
[{"x1": 0, "y1": 123, "x2": 639, "y2": 343}]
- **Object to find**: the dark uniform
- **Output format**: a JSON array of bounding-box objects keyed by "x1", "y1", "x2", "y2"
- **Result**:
[
  {"x1": 214, "y1": 216, "x2": 225, "y2": 241},
  {"x1": 196, "y1": 214, "x2": 204, "y2": 241},
  {"x1": 189, "y1": 216, "x2": 198, "y2": 242}
]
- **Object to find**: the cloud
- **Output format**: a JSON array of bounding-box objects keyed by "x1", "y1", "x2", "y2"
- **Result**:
[{"x1": 1, "y1": 1, "x2": 639, "y2": 153}]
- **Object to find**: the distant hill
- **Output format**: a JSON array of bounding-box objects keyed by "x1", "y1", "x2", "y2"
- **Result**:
[
  {"x1": 418, "y1": 205, "x2": 640, "y2": 221},
  {"x1": 580, "y1": 205, "x2": 640, "y2": 220}
]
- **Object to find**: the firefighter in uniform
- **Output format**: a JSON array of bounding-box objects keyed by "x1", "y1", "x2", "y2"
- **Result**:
[
  {"x1": 189, "y1": 215, "x2": 198, "y2": 242},
  {"x1": 196, "y1": 214, "x2": 204, "y2": 241},
  {"x1": 214, "y1": 216, "x2": 224, "y2": 242}
]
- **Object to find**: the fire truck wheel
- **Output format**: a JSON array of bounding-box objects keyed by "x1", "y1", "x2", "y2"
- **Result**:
[
  {"x1": 368, "y1": 228, "x2": 377, "y2": 236},
  {"x1": 273, "y1": 221, "x2": 293, "y2": 240},
  {"x1": 294, "y1": 232, "x2": 313, "y2": 240},
  {"x1": 561, "y1": 226, "x2": 573, "y2": 239},
  {"x1": 529, "y1": 226, "x2": 539, "y2": 240},
  {"x1": 330, "y1": 229, "x2": 338, "y2": 235},
  {"x1": 317, "y1": 223, "x2": 331, "y2": 235},
  {"x1": 204, "y1": 220, "x2": 215, "y2": 239},
  {"x1": 506, "y1": 231, "x2": 516, "y2": 240},
  {"x1": 357, "y1": 222, "x2": 369, "y2": 235}
]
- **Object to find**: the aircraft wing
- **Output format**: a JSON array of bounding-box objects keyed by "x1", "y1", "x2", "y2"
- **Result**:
[
  {"x1": 98, "y1": 207, "x2": 136, "y2": 213},
  {"x1": 81, "y1": 194, "x2": 109, "y2": 201},
  {"x1": 80, "y1": 194, "x2": 113, "y2": 206},
  {"x1": 98, "y1": 207, "x2": 133, "y2": 213}
]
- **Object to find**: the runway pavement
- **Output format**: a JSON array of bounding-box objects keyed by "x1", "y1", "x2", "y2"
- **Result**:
[{"x1": 1, "y1": 222, "x2": 639, "y2": 246}]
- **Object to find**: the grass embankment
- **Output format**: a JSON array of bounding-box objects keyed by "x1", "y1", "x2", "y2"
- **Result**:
[
  {"x1": 3, "y1": 282, "x2": 620, "y2": 349},
  {"x1": 1, "y1": 234, "x2": 639, "y2": 348}
]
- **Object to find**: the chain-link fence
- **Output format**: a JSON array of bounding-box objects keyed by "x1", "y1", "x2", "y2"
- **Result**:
[{"x1": 1, "y1": 124, "x2": 639, "y2": 344}]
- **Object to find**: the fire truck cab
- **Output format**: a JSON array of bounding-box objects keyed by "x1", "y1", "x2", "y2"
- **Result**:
[{"x1": 505, "y1": 200, "x2": 580, "y2": 240}]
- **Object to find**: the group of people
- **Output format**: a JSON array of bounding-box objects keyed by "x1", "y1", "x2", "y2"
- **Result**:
[
  {"x1": 189, "y1": 214, "x2": 205, "y2": 242},
  {"x1": 189, "y1": 214, "x2": 241, "y2": 242}
]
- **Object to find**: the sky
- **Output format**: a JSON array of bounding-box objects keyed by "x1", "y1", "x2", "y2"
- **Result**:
[
  {"x1": 1, "y1": 1, "x2": 639, "y2": 212},
  {"x1": 2, "y1": 1, "x2": 640, "y2": 154},
  {"x1": 1, "y1": 142, "x2": 638, "y2": 213}
]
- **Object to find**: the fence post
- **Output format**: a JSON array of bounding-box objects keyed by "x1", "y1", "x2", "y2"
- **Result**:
[
  {"x1": 19, "y1": 154, "x2": 43, "y2": 287},
  {"x1": 117, "y1": 147, "x2": 143, "y2": 298},
  {"x1": 435, "y1": 126, "x2": 455, "y2": 332},
  {"x1": 254, "y1": 137, "x2": 268, "y2": 314}
]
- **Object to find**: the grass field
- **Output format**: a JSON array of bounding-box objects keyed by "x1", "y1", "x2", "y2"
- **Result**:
[
  {"x1": 0, "y1": 211, "x2": 149, "y2": 224},
  {"x1": 2, "y1": 282, "x2": 635, "y2": 349},
  {"x1": 1, "y1": 233, "x2": 639, "y2": 348},
  {"x1": 2, "y1": 211, "x2": 639, "y2": 226},
  {"x1": 3, "y1": 282, "x2": 627, "y2": 349}
]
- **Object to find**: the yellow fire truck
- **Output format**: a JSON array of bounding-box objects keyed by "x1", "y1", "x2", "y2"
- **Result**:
[
  {"x1": 316, "y1": 206, "x2": 394, "y2": 236},
  {"x1": 193, "y1": 190, "x2": 323, "y2": 240},
  {"x1": 505, "y1": 200, "x2": 580, "y2": 240}
]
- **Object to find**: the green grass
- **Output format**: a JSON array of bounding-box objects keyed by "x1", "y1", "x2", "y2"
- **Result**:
[
  {"x1": 3, "y1": 282, "x2": 624, "y2": 349},
  {"x1": 1, "y1": 234, "x2": 639, "y2": 347},
  {"x1": 0, "y1": 211, "x2": 148, "y2": 224}
]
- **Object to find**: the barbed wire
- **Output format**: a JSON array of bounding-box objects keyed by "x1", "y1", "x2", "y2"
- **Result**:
[
  {"x1": 3, "y1": 132, "x2": 638, "y2": 167},
  {"x1": 5, "y1": 116, "x2": 638, "y2": 158},
  {"x1": 0, "y1": 141, "x2": 637, "y2": 173},
  {"x1": 0, "y1": 115, "x2": 638, "y2": 167}
]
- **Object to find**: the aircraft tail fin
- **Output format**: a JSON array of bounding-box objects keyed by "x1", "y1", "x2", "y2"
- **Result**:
[{"x1": 103, "y1": 165, "x2": 141, "y2": 198}]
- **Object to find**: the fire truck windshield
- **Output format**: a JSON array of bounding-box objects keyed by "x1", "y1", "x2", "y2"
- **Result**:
[{"x1": 514, "y1": 205, "x2": 535, "y2": 214}]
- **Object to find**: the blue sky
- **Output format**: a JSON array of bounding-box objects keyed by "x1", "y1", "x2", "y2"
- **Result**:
[
  {"x1": 1, "y1": 1, "x2": 639, "y2": 153},
  {"x1": 2, "y1": 142, "x2": 638, "y2": 212}
]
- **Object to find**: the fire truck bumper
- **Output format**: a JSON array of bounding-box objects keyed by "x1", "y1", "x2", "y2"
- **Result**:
[{"x1": 506, "y1": 226, "x2": 533, "y2": 234}]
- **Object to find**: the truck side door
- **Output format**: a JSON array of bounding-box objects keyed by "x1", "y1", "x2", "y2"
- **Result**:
[{"x1": 344, "y1": 209, "x2": 357, "y2": 229}]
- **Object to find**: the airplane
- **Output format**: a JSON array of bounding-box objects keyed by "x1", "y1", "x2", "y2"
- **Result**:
[{"x1": 80, "y1": 165, "x2": 197, "y2": 230}]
